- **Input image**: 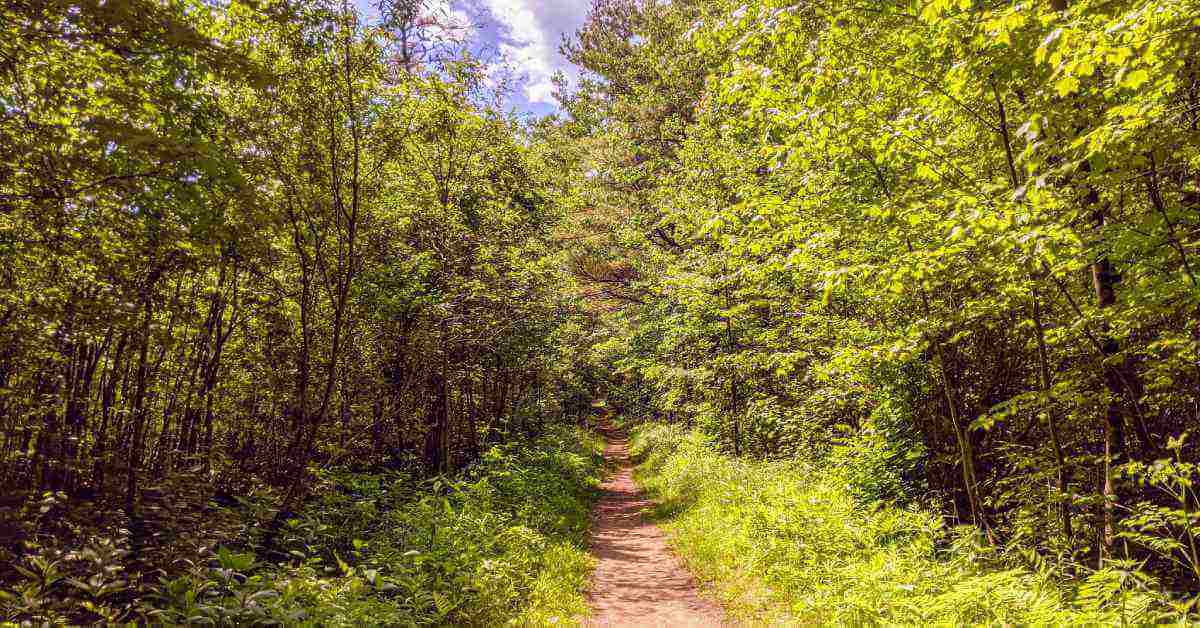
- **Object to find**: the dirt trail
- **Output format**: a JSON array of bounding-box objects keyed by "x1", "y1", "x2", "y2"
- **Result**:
[{"x1": 585, "y1": 428, "x2": 727, "y2": 627}]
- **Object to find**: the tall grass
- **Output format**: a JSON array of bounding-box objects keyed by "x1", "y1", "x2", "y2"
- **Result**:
[{"x1": 630, "y1": 423, "x2": 1184, "y2": 625}]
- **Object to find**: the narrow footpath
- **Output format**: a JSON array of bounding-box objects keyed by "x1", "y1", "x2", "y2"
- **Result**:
[{"x1": 585, "y1": 427, "x2": 727, "y2": 627}]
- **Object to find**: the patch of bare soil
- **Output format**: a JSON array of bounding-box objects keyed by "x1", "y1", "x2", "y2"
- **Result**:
[{"x1": 584, "y1": 428, "x2": 728, "y2": 627}]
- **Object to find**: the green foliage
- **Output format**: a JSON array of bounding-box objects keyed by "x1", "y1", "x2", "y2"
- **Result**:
[
  {"x1": 8, "y1": 0, "x2": 1200, "y2": 618},
  {"x1": 630, "y1": 423, "x2": 1182, "y2": 625},
  {"x1": 144, "y1": 427, "x2": 602, "y2": 626},
  {"x1": 559, "y1": 0, "x2": 1200, "y2": 595},
  {"x1": 0, "y1": 428, "x2": 602, "y2": 625},
  {"x1": 831, "y1": 399, "x2": 927, "y2": 505},
  {"x1": 1120, "y1": 434, "x2": 1200, "y2": 583},
  {"x1": 2, "y1": 1, "x2": 593, "y2": 621}
]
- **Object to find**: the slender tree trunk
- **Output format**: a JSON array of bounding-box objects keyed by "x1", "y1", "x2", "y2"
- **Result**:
[
  {"x1": 725, "y1": 286, "x2": 741, "y2": 457},
  {"x1": 1045, "y1": 0, "x2": 1136, "y2": 559},
  {"x1": 861, "y1": 147, "x2": 989, "y2": 538},
  {"x1": 1031, "y1": 286, "x2": 1073, "y2": 541},
  {"x1": 1089, "y1": 193, "x2": 1127, "y2": 559},
  {"x1": 934, "y1": 345, "x2": 988, "y2": 538},
  {"x1": 466, "y1": 380, "x2": 480, "y2": 461},
  {"x1": 992, "y1": 78, "x2": 1072, "y2": 543},
  {"x1": 126, "y1": 271, "x2": 160, "y2": 569},
  {"x1": 94, "y1": 331, "x2": 129, "y2": 495},
  {"x1": 424, "y1": 370, "x2": 449, "y2": 473}
]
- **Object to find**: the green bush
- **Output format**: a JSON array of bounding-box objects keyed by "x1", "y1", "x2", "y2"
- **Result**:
[
  {"x1": 630, "y1": 423, "x2": 1182, "y2": 625},
  {"x1": 830, "y1": 398, "x2": 927, "y2": 505},
  {"x1": 144, "y1": 427, "x2": 604, "y2": 626}
]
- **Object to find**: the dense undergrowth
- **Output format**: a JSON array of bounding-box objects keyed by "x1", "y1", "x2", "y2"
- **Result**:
[
  {"x1": 1, "y1": 427, "x2": 603, "y2": 626},
  {"x1": 630, "y1": 422, "x2": 1195, "y2": 625}
]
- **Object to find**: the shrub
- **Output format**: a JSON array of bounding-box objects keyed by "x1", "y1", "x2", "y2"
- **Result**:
[
  {"x1": 1, "y1": 427, "x2": 605, "y2": 626},
  {"x1": 630, "y1": 423, "x2": 1181, "y2": 625},
  {"x1": 830, "y1": 398, "x2": 927, "y2": 505}
]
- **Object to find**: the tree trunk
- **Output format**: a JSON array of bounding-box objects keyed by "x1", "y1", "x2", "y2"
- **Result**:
[
  {"x1": 1089, "y1": 193, "x2": 1127, "y2": 559},
  {"x1": 1031, "y1": 286, "x2": 1073, "y2": 541}
]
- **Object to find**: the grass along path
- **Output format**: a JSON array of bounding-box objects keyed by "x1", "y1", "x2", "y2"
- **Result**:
[{"x1": 630, "y1": 423, "x2": 1176, "y2": 626}]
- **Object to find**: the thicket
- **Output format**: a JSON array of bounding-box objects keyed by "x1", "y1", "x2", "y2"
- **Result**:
[
  {"x1": 558, "y1": 0, "x2": 1200, "y2": 596},
  {"x1": 0, "y1": 0, "x2": 604, "y2": 622},
  {"x1": 630, "y1": 423, "x2": 1185, "y2": 624},
  {"x1": 4, "y1": 427, "x2": 602, "y2": 624}
]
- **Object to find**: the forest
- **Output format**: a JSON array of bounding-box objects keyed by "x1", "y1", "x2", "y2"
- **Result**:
[{"x1": 3, "y1": 0, "x2": 1200, "y2": 624}]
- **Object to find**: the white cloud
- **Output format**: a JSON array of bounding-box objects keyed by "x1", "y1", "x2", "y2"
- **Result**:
[{"x1": 477, "y1": 0, "x2": 590, "y2": 105}]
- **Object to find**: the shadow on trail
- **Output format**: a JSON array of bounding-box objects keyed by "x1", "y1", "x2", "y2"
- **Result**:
[{"x1": 584, "y1": 423, "x2": 727, "y2": 627}]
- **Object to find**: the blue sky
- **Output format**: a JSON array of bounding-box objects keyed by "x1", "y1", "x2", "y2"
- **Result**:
[{"x1": 359, "y1": 0, "x2": 593, "y2": 117}]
